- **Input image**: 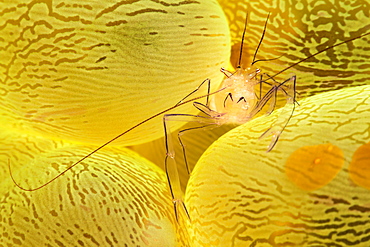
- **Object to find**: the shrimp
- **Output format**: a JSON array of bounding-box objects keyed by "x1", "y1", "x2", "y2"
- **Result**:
[{"x1": 162, "y1": 13, "x2": 370, "y2": 221}]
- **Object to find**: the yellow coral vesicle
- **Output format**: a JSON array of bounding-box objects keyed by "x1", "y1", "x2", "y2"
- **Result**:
[
  {"x1": 0, "y1": 129, "x2": 189, "y2": 246},
  {"x1": 217, "y1": 0, "x2": 370, "y2": 99},
  {"x1": 2, "y1": 1, "x2": 370, "y2": 246},
  {"x1": 0, "y1": 0, "x2": 230, "y2": 145},
  {"x1": 185, "y1": 85, "x2": 370, "y2": 246}
]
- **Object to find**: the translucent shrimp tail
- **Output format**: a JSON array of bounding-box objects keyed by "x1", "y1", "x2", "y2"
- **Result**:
[{"x1": 260, "y1": 76, "x2": 297, "y2": 152}]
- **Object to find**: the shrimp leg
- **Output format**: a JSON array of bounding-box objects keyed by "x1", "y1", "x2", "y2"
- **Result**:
[
  {"x1": 163, "y1": 113, "x2": 219, "y2": 221},
  {"x1": 177, "y1": 124, "x2": 219, "y2": 175},
  {"x1": 262, "y1": 72, "x2": 299, "y2": 105},
  {"x1": 259, "y1": 75, "x2": 297, "y2": 152}
]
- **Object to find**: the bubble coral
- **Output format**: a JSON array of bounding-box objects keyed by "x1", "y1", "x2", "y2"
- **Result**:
[{"x1": 1, "y1": 0, "x2": 370, "y2": 246}]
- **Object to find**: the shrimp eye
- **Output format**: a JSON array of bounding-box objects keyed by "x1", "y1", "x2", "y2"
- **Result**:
[{"x1": 237, "y1": 97, "x2": 247, "y2": 104}]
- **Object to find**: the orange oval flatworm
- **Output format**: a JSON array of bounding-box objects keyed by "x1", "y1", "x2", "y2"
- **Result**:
[
  {"x1": 285, "y1": 143, "x2": 344, "y2": 191},
  {"x1": 349, "y1": 142, "x2": 370, "y2": 190}
]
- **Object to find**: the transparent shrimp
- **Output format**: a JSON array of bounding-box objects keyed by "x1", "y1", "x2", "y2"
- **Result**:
[{"x1": 162, "y1": 13, "x2": 370, "y2": 221}]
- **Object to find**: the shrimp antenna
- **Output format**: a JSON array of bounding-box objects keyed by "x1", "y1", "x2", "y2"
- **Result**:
[
  {"x1": 9, "y1": 87, "x2": 226, "y2": 191},
  {"x1": 237, "y1": 12, "x2": 249, "y2": 68},
  {"x1": 252, "y1": 55, "x2": 283, "y2": 65},
  {"x1": 252, "y1": 13, "x2": 271, "y2": 65},
  {"x1": 267, "y1": 30, "x2": 370, "y2": 80}
]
